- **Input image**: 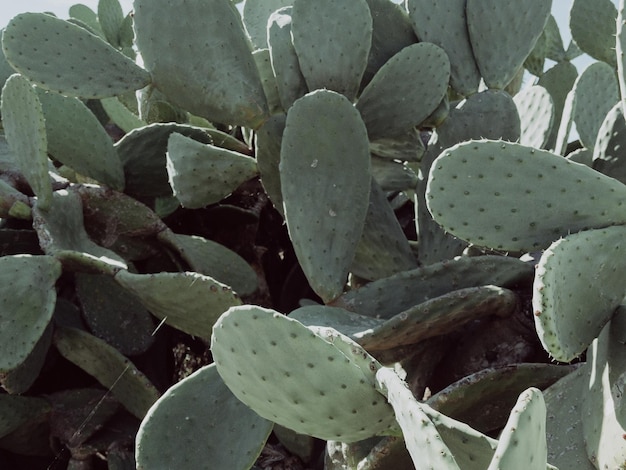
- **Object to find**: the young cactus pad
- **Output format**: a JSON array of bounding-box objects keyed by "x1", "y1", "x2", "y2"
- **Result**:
[
  {"x1": 280, "y1": 90, "x2": 371, "y2": 303},
  {"x1": 533, "y1": 225, "x2": 626, "y2": 362},
  {"x1": 426, "y1": 139, "x2": 626, "y2": 252},
  {"x1": 211, "y1": 306, "x2": 397, "y2": 442}
]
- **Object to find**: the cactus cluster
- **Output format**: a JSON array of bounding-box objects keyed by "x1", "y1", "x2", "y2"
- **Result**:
[{"x1": 0, "y1": 0, "x2": 625, "y2": 468}]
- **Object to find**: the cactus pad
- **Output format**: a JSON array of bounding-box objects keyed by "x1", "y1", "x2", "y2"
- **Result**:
[
  {"x1": 466, "y1": 0, "x2": 551, "y2": 89},
  {"x1": 166, "y1": 133, "x2": 258, "y2": 209},
  {"x1": 356, "y1": 43, "x2": 450, "y2": 141},
  {"x1": 407, "y1": 0, "x2": 480, "y2": 96},
  {"x1": 291, "y1": 0, "x2": 372, "y2": 101},
  {"x1": 280, "y1": 90, "x2": 371, "y2": 302},
  {"x1": 1, "y1": 74, "x2": 53, "y2": 210},
  {"x1": 134, "y1": 0, "x2": 268, "y2": 128},
  {"x1": 114, "y1": 269, "x2": 241, "y2": 341},
  {"x1": 533, "y1": 226, "x2": 626, "y2": 362},
  {"x1": 37, "y1": 89, "x2": 124, "y2": 190},
  {"x1": 136, "y1": 364, "x2": 273, "y2": 470},
  {"x1": 487, "y1": 388, "x2": 548, "y2": 470},
  {"x1": 2, "y1": 13, "x2": 150, "y2": 98},
  {"x1": 53, "y1": 327, "x2": 160, "y2": 419},
  {"x1": 572, "y1": 61, "x2": 619, "y2": 150},
  {"x1": 375, "y1": 368, "x2": 461, "y2": 469},
  {"x1": 0, "y1": 255, "x2": 60, "y2": 373},
  {"x1": 211, "y1": 306, "x2": 396, "y2": 442},
  {"x1": 426, "y1": 139, "x2": 626, "y2": 251}
]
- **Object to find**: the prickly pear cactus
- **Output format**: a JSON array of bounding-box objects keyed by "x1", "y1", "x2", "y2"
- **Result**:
[{"x1": 1, "y1": 0, "x2": 625, "y2": 467}]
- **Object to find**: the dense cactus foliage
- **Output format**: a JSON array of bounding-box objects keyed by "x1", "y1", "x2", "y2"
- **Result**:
[{"x1": 0, "y1": 0, "x2": 625, "y2": 468}]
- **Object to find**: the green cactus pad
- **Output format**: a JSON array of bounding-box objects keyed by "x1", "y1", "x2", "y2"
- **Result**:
[
  {"x1": 351, "y1": 179, "x2": 417, "y2": 281},
  {"x1": 2, "y1": 13, "x2": 150, "y2": 98},
  {"x1": 69, "y1": 4, "x2": 104, "y2": 38},
  {"x1": 553, "y1": 89, "x2": 576, "y2": 156},
  {"x1": 134, "y1": 0, "x2": 268, "y2": 128},
  {"x1": 570, "y1": 0, "x2": 618, "y2": 67},
  {"x1": 407, "y1": 0, "x2": 481, "y2": 96},
  {"x1": 356, "y1": 43, "x2": 450, "y2": 141},
  {"x1": 426, "y1": 139, "x2": 626, "y2": 252},
  {"x1": 581, "y1": 313, "x2": 626, "y2": 469},
  {"x1": 1, "y1": 325, "x2": 52, "y2": 394},
  {"x1": 166, "y1": 133, "x2": 258, "y2": 209},
  {"x1": 369, "y1": 128, "x2": 425, "y2": 162},
  {"x1": 32, "y1": 189, "x2": 127, "y2": 274},
  {"x1": 543, "y1": 367, "x2": 594, "y2": 469},
  {"x1": 370, "y1": 156, "x2": 418, "y2": 192},
  {"x1": 572, "y1": 61, "x2": 619, "y2": 150},
  {"x1": 362, "y1": 0, "x2": 417, "y2": 89},
  {"x1": 211, "y1": 305, "x2": 396, "y2": 442},
  {"x1": 334, "y1": 255, "x2": 533, "y2": 319},
  {"x1": 1, "y1": 74, "x2": 53, "y2": 210},
  {"x1": 100, "y1": 97, "x2": 146, "y2": 133},
  {"x1": 37, "y1": 89, "x2": 124, "y2": 190},
  {"x1": 417, "y1": 90, "x2": 520, "y2": 264},
  {"x1": 242, "y1": 0, "x2": 292, "y2": 50},
  {"x1": 291, "y1": 0, "x2": 372, "y2": 101},
  {"x1": 0, "y1": 36, "x2": 16, "y2": 105},
  {"x1": 427, "y1": 363, "x2": 576, "y2": 434},
  {"x1": 253, "y1": 48, "x2": 282, "y2": 115},
  {"x1": 116, "y1": 123, "x2": 215, "y2": 199},
  {"x1": 0, "y1": 395, "x2": 51, "y2": 439},
  {"x1": 466, "y1": 0, "x2": 551, "y2": 89},
  {"x1": 158, "y1": 231, "x2": 258, "y2": 297},
  {"x1": 280, "y1": 90, "x2": 371, "y2": 302},
  {"x1": 487, "y1": 388, "x2": 548, "y2": 470},
  {"x1": 513, "y1": 85, "x2": 555, "y2": 150},
  {"x1": 0, "y1": 255, "x2": 60, "y2": 373},
  {"x1": 75, "y1": 273, "x2": 155, "y2": 356},
  {"x1": 267, "y1": 7, "x2": 308, "y2": 111},
  {"x1": 593, "y1": 103, "x2": 626, "y2": 184},
  {"x1": 533, "y1": 226, "x2": 626, "y2": 362},
  {"x1": 618, "y1": 1, "x2": 626, "y2": 120},
  {"x1": 525, "y1": 15, "x2": 565, "y2": 75},
  {"x1": 418, "y1": 403, "x2": 498, "y2": 470},
  {"x1": 289, "y1": 304, "x2": 385, "y2": 338},
  {"x1": 136, "y1": 363, "x2": 273, "y2": 470},
  {"x1": 97, "y1": 0, "x2": 124, "y2": 47},
  {"x1": 53, "y1": 327, "x2": 160, "y2": 419},
  {"x1": 375, "y1": 368, "x2": 461, "y2": 469},
  {"x1": 0, "y1": 178, "x2": 30, "y2": 220},
  {"x1": 255, "y1": 114, "x2": 285, "y2": 215},
  {"x1": 114, "y1": 270, "x2": 241, "y2": 341},
  {"x1": 439, "y1": 90, "x2": 521, "y2": 149},
  {"x1": 537, "y1": 61, "x2": 578, "y2": 151},
  {"x1": 357, "y1": 286, "x2": 518, "y2": 351}
]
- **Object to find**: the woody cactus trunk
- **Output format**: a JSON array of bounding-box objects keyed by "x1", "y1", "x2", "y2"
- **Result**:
[{"x1": 0, "y1": 0, "x2": 623, "y2": 468}]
